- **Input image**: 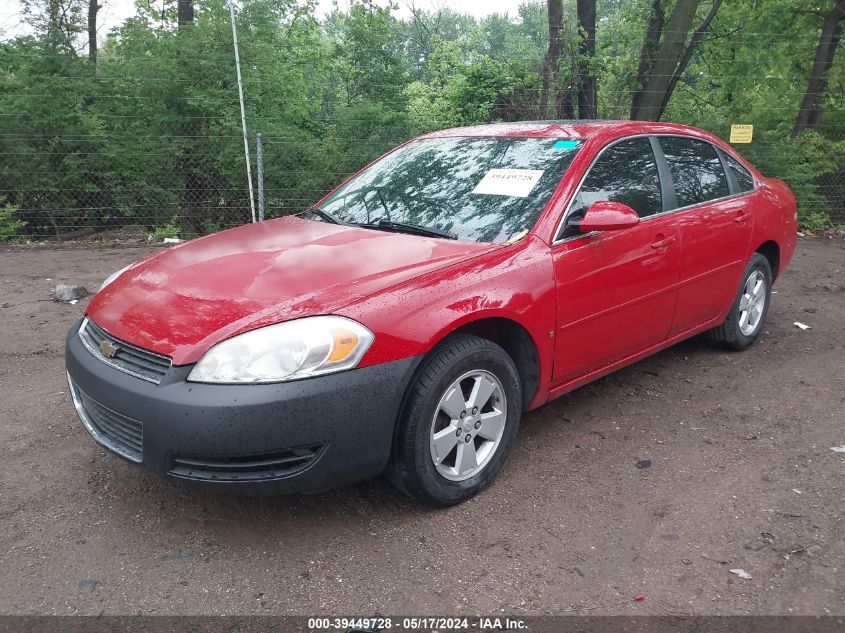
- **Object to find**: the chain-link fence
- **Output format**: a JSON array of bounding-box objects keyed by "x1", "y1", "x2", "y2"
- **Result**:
[
  {"x1": 1, "y1": 3, "x2": 844, "y2": 241},
  {"x1": 2, "y1": 133, "x2": 247, "y2": 238},
  {"x1": 4, "y1": 123, "x2": 844, "y2": 241},
  {"x1": 5, "y1": 124, "x2": 842, "y2": 242}
]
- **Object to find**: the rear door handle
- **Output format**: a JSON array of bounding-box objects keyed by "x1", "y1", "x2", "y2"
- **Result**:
[
  {"x1": 734, "y1": 211, "x2": 750, "y2": 224},
  {"x1": 651, "y1": 235, "x2": 676, "y2": 249}
]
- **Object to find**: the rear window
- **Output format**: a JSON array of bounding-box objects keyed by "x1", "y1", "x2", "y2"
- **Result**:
[
  {"x1": 725, "y1": 153, "x2": 755, "y2": 193},
  {"x1": 318, "y1": 137, "x2": 580, "y2": 243},
  {"x1": 659, "y1": 137, "x2": 729, "y2": 208}
]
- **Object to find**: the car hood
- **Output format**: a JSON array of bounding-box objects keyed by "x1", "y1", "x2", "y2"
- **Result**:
[{"x1": 85, "y1": 216, "x2": 498, "y2": 365}]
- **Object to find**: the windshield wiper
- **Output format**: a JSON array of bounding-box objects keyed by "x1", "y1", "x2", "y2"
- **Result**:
[
  {"x1": 301, "y1": 206, "x2": 347, "y2": 225},
  {"x1": 304, "y1": 209, "x2": 457, "y2": 240},
  {"x1": 356, "y1": 219, "x2": 457, "y2": 240}
]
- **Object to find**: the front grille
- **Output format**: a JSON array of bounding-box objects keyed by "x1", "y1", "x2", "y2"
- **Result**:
[
  {"x1": 79, "y1": 318, "x2": 171, "y2": 384},
  {"x1": 169, "y1": 445, "x2": 323, "y2": 482},
  {"x1": 68, "y1": 377, "x2": 143, "y2": 462}
]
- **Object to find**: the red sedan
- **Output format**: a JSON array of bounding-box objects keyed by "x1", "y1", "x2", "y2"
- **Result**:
[{"x1": 65, "y1": 121, "x2": 797, "y2": 505}]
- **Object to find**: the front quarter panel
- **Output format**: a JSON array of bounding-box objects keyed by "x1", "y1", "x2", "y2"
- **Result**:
[{"x1": 338, "y1": 235, "x2": 556, "y2": 410}]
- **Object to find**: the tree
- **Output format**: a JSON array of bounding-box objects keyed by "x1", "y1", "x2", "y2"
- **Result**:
[
  {"x1": 326, "y1": 0, "x2": 408, "y2": 105},
  {"x1": 20, "y1": 0, "x2": 84, "y2": 52},
  {"x1": 2, "y1": 0, "x2": 844, "y2": 240},
  {"x1": 402, "y1": 4, "x2": 474, "y2": 80},
  {"x1": 87, "y1": 0, "x2": 99, "y2": 63},
  {"x1": 631, "y1": 0, "x2": 723, "y2": 121},
  {"x1": 631, "y1": 0, "x2": 665, "y2": 119},
  {"x1": 576, "y1": 0, "x2": 597, "y2": 119},
  {"x1": 539, "y1": 0, "x2": 563, "y2": 119},
  {"x1": 178, "y1": 0, "x2": 194, "y2": 28},
  {"x1": 794, "y1": 0, "x2": 845, "y2": 134}
]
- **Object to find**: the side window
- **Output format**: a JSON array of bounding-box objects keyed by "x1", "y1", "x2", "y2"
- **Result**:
[
  {"x1": 660, "y1": 137, "x2": 729, "y2": 208},
  {"x1": 725, "y1": 153, "x2": 755, "y2": 192},
  {"x1": 561, "y1": 137, "x2": 662, "y2": 239}
]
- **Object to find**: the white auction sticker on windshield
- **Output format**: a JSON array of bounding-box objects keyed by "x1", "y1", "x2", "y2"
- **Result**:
[{"x1": 472, "y1": 169, "x2": 544, "y2": 197}]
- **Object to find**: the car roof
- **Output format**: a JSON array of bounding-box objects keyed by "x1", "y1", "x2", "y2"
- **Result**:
[{"x1": 417, "y1": 120, "x2": 718, "y2": 144}]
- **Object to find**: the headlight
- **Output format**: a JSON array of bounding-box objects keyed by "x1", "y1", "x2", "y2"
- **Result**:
[
  {"x1": 99, "y1": 263, "x2": 133, "y2": 292},
  {"x1": 187, "y1": 316, "x2": 374, "y2": 384}
]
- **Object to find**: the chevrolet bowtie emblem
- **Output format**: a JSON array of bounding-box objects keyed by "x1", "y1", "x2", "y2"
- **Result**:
[{"x1": 99, "y1": 339, "x2": 119, "y2": 358}]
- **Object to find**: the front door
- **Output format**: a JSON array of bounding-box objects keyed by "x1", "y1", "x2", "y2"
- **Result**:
[{"x1": 551, "y1": 136, "x2": 681, "y2": 385}]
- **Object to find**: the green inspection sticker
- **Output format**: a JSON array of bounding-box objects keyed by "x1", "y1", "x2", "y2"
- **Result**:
[{"x1": 552, "y1": 139, "x2": 580, "y2": 150}]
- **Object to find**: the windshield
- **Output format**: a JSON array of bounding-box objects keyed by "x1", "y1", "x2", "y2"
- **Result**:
[{"x1": 315, "y1": 136, "x2": 581, "y2": 243}]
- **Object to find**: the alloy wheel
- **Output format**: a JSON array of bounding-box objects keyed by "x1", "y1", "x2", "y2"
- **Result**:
[
  {"x1": 739, "y1": 270, "x2": 767, "y2": 336},
  {"x1": 428, "y1": 369, "x2": 507, "y2": 482}
]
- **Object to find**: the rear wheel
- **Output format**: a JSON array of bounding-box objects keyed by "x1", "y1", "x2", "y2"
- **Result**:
[
  {"x1": 390, "y1": 334, "x2": 521, "y2": 506},
  {"x1": 706, "y1": 253, "x2": 772, "y2": 350}
]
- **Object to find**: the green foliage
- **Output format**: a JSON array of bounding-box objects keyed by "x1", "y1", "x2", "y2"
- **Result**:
[
  {"x1": 0, "y1": 200, "x2": 26, "y2": 240},
  {"x1": 1, "y1": 0, "x2": 843, "y2": 239},
  {"x1": 745, "y1": 128, "x2": 844, "y2": 230},
  {"x1": 594, "y1": 0, "x2": 845, "y2": 228},
  {"x1": 150, "y1": 216, "x2": 184, "y2": 241},
  {"x1": 324, "y1": 0, "x2": 408, "y2": 104}
]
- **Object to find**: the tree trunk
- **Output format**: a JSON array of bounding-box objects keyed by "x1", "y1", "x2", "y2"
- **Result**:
[
  {"x1": 576, "y1": 0, "x2": 597, "y2": 119},
  {"x1": 177, "y1": 0, "x2": 194, "y2": 28},
  {"x1": 631, "y1": 0, "x2": 665, "y2": 119},
  {"x1": 556, "y1": 85, "x2": 576, "y2": 119},
  {"x1": 794, "y1": 0, "x2": 845, "y2": 134},
  {"x1": 632, "y1": 0, "x2": 700, "y2": 121},
  {"x1": 540, "y1": 0, "x2": 564, "y2": 120},
  {"x1": 656, "y1": 0, "x2": 723, "y2": 120},
  {"x1": 87, "y1": 0, "x2": 98, "y2": 63}
]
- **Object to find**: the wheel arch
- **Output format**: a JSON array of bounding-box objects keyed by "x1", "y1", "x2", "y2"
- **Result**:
[
  {"x1": 417, "y1": 315, "x2": 542, "y2": 412},
  {"x1": 385, "y1": 315, "x2": 542, "y2": 493},
  {"x1": 755, "y1": 240, "x2": 780, "y2": 280}
]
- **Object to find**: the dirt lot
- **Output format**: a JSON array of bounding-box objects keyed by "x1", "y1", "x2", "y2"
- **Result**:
[{"x1": 0, "y1": 237, "x2": 842, "y2": 617}]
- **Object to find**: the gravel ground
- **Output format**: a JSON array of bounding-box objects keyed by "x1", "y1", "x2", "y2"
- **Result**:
[{"x1": 0, "y1": 237, "x2": 842, "y2": 617}]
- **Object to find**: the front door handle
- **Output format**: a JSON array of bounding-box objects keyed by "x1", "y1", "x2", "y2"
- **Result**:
[{"x1": 651, "y1": 234, "x2": 676, "y2": 249}]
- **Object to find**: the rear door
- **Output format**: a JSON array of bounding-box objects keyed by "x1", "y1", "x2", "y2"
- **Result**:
[
  {"x1": 657, "y1": 136, "x2": 755, "y2": 335},
  {"x1": 550, "y1": 136, "x2": 681, "y2": 385}
]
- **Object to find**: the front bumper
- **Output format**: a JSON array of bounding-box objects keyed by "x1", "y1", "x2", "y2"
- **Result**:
[{"x1": 65, "y1": 321, "x2": 419, "y2": 494}]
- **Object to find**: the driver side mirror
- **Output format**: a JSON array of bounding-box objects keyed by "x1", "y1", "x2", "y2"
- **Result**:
[{"x1": 579, "y1": 201, "x2": 640, "y2": 233}]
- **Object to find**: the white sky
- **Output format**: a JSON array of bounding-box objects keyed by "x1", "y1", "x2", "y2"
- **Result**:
[{"x1": 0, "y1": 0, "x2": 525, "y2": 41}]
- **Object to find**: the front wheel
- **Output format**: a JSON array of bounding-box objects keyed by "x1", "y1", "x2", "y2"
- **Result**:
[
  {"x1": 706, "y1": 253, "x2": 773, "y2": 350},
  {"x1": 390, "y1": 334, "x2": 521, "y2": 506}
]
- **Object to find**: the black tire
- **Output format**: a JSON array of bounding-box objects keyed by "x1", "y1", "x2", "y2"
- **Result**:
[
  {"x1": 389, "y1": 334, "x2": 522, "y2": 506},
  {"x1": 706, "y1": 252, "x2": 773, "y2": 350}
]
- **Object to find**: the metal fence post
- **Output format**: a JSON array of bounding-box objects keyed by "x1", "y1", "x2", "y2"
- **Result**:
[
  {"x1": 256, "y1": 132, "x2": 265, "y2": 222},
  {"x1": 229, "y1": 0, "x2": 256, "y2": 224}
]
